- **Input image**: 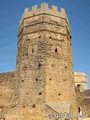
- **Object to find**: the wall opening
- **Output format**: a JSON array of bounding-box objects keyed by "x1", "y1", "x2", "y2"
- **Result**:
[
  {"x1": 77, "y1": 84, "x2": 81, "y2": 92},
  {"x1": 39, "y1": 92, "x2": 42, "y2": 95},
  {"x1": 78, "y1": 107, "x2": 83, "y2": 116},
  {"x1": 58, "y1": 93, "x2": 61, "y2": 96},
  {"x1": 78, "y1": 107, "x2": 80, "y2": 113},
  {"x1": 49, "y1": 36, "x2": 51, "y2": 39},
  {"x1": 65, "y1": 66, "x2": 67, "y2": 69},
  {"x1": 32, "y1": 48, "x2": 34, "y2": 53},
  {"x1": 77, "y1": 84, "x2": 81, "y2": 88},
  {"x1": 39, "y1": 35, "x2": 41, "y2": 38},
  {"x1": 38, "y1": 63, "x2": 42, "y2": 67},
  {"x1": 27, "y1": 38, "x2": 30, "y2": 42},
  {"x1": 23, "y1": 105, "x2": 25, "y2": 108},
  {"x1": 35, "y1": 78, "x2": 38, "y2": 81},
  {"x1": 50, "y1": 78, "x2": 52, "y2": 81},
  {"x1": 55, "y1": 48, "x2": 58, "y2": 53},
  {"x1": 32, "y1": 104, "x2": 36, "y2": 108},
  {"x1": 22, "y1": 80, "x2": 24, "y2": 82}
]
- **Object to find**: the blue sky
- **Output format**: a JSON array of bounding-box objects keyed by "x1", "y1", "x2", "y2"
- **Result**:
[{"x1": 0, "y1": 0, "x2": 90, "y2": 88}]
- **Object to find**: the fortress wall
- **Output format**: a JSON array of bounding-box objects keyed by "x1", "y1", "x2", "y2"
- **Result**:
[{"x1": 0, "y1": 72, "x2": 16, "y2": 108}]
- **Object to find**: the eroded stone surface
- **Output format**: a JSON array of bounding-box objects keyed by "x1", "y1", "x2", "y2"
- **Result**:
[{"x1": 0, "y1": 2, "x2": 90, "y2": 120}]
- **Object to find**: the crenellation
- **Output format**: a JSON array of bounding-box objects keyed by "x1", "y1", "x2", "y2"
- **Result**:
[
  {"x1": 60, "y1": 8, "x2": 66, "y2": 14},
  {"x1": 41, "y1": 3, "x2": 48, "y2": 10},
  {"x1": 51, "y1": 5, "x2": 58, "y2": 11},
  {"x1": 19, "y1": 3, "x2": 69, "y2": 28},
  {"x1": 32, "y1": 5, "x2": 38, "y2": 12},
  {"x1": 24, "y1": 8, "x2": 30, "y2": 13}
]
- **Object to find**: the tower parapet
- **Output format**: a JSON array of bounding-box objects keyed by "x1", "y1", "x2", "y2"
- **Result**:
[
  {"x1": 19, "y1": 3, "x2": 69, "y2": 28},
  {"x1": 18, "y1": 3, "x2": 71, "y2": 46}
]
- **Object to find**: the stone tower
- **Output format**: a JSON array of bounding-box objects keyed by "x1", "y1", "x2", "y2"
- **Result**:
[{"x1": 3, "y1": 3, "x2": 78, "y2": 120}]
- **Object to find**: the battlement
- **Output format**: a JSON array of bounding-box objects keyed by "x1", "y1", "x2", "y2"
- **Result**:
[
  {"x1": 19, "y1": 3, "x2": 68, "y2": 27},
  {"x1": 31, "y1": 3, "x2": 58, "y2": 11}
]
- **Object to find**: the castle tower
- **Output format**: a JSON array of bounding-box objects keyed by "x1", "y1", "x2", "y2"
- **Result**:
[{"x1": 4, "y1": 3, "x2": 78, "y2": 120}]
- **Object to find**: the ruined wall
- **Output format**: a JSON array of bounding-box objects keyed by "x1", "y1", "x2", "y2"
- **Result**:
[
  {"x1": 74, "y1": 72, "x2": 88, "y2": 111},
  {"x1": 0, "y1": 72, "x2": 15, "y2": 111},
  {"x1": 74, "y1": 72, "x2": 87, "y2": 92},
  {"x1": 75, "y1": 74, "x2": 90, "y2": 118},
  {"x1": 81, "y1": 90, "x2": 90, "y2": 117}
]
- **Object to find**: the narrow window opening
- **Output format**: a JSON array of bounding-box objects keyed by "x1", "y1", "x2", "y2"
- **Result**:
[
  {"x1": 35, "y1": 78, "x2": 38, "y2": 81},
  {"x1": 49, "y1": 36, "x2": 52, "y2": 39},
  {"x1": 77, "y1": 84, "x2": 81, "y2": 92},
  {"x1": 22, "y1": 80, "x2": 24, "y2": 82},
  {"x1": 55, "y1": 48, "x2": 58, "y2": 53},
  {"x1": 78, "y1": 107, "x2": 80, "y2": 113},
  {"x1": 58, "y1": 93, "x2": 61, "y2": 96},
  {"x1": 32, "y1": 104, "x2": 36, "y2": 108},
  {"x1": 32, "y1": 48, "x2": 34, "y2": 53},
  {"x1": 78, "y1": 107, "x2": 83, "y2": 116},
  {"x1": 70, "y1": 36, "x2": 72, "y2": 39},
  {"x1": 27, "y1": 38, "x2": 30, "y2": 41},
  {"x1": 39, "y1": 35, "x2": 41, "y2": 38},
  {"x1": 38, "y1": 63, "x2": 42, "y2": 67},
  {"x1": 23, "y1": 105, "x2": 25, "y2": 108},
  {"x1": 65, "y1": 66, "x2": 67, "y2": 69},
  {"x1": 39, "y1": 92, "x2": 42, "y2": 95},
  {"x1": 27, "y1": 38, "x2": 30, "y2": 43}
]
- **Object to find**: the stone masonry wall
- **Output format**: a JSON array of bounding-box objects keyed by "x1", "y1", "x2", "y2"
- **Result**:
[{"x1": 0, "y1": 72, "x2": 15, "y2": 110}]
